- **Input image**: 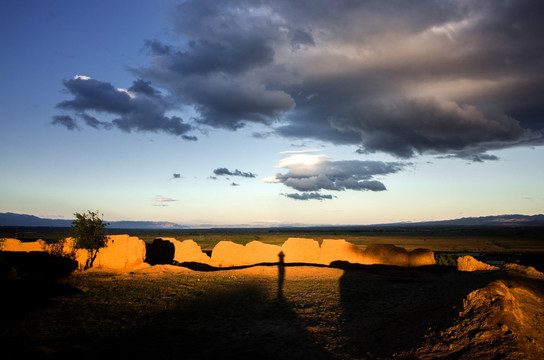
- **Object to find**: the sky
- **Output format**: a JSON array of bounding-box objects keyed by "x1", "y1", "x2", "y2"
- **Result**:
[{"x1": 1, "y1": 0, "x2": 543, "y2": 227}]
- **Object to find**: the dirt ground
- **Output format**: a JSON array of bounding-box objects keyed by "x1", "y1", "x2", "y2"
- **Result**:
[{"x1": 1, "y1": 263, "x2": 543, "y2": 359}]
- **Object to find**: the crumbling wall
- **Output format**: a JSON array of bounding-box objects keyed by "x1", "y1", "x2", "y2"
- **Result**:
[
  {"x1": 457, "y1": 256, "x2": 500, "y2": 272},
  {"x1": 281, "y1": 238, "x2": 321, "y2": 264},
  {"x1": 363, "y1": 244, "x2": 411, "y2": 266},
  {"x1": 210, "y1": 241, "x2": 246, "y2": 266},
  {"x1": 156, "y1": 238, "x2": 211, "y2": 264},
  {"x1": 409, "y1": 248, "x2": 436, "y2": 267},
  {"x1": 2, "y1": 236, "x2": 436, "y2": 268},
  {"x1": 93, "y1": 235, "x2": 146, "y2": 269},
  {"x1": 208, "y1": 240, "x2": 282, "y2": 267},
  {"x1": 245, "y1": 241, "x2": 282, "y2": 264},
  {"x1": 49, "y1": 235, "x2": 145, "y2": 270},
  {"x1": 320, "y1": 239, "x2": 366, "y2": 265},
  {"x1": 0, "y1": 238, "x2": 47, "y2": 252}
]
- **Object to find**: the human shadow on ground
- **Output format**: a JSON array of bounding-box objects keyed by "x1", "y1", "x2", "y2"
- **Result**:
[
  {"x1": 2, "y1": 256, "x2": 521, "y2": 360},
  {"x1": 334, "y1": 262, "x2": 503, "y2": 358},
  {"x1": 80, "y1": 281, "x2": 333, "y2": 360},
  {"x1": 0, "y1": 251, "x2": 79, "y2": 330},
  {"x1": 277, "y1": 251, "x2": 285, "y2": 298},
  {"x1": 175, "y1": 260, "x2": 329, "y2": 272}
]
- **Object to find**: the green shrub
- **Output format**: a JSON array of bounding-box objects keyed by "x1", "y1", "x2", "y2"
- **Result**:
[
  {"x1": 435, "y1": 254, "x2": 458, "y2": 267},
  {"x1": 71, "y1": 210, "x2": 109, "y2": 270},
  {"x1": 47, "y1": 238, "x2": 76, "y2": 260}
]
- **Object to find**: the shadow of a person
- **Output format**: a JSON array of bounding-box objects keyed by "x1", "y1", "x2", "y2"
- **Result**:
[
  {"x1": 337, "y1": 266, "x2": 499, "y2": 358},
  {"x1": 278, "y1": 250, "x2": 285, "y2": 298}
]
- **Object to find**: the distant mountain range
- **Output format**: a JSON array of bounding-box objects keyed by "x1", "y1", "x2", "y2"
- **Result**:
[
  {"x1": 1, "y1": 212, "x2": 543, "y2": 229},
  {"x1": 383, "y1": 214, "x2": 544, "y2": 227},
  {"x1": 0, "y1": 212, "x2": 186, "y2": 229}
]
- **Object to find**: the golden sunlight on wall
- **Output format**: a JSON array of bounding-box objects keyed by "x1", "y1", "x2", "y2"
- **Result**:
[{"x1": 1, "y1": 236, "x2": 436, "y2": 270}]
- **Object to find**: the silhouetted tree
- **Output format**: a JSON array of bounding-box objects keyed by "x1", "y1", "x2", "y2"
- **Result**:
[{"x1": 71, "y1": 210, "x2": 108, "y2": 270}]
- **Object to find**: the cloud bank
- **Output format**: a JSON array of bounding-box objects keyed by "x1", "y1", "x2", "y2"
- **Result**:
[{"x1": 54, "y1": 0, "x2": 544, "y2": 159}]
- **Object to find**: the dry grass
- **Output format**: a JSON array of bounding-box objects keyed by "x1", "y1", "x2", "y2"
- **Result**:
[
  {"x1": 157, "y1": 234, "x2": 544, "y2": 253},
  {"x1": 2, "y1": 263, "x2": 543, "y2": 359},
  {"x1": 5, "y1": 226, "x2": 544, "y2": 253}
]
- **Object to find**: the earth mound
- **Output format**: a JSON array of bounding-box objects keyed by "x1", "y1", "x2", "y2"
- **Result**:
[
  {"x1": 458, "y1": 255, "x2": 500, "y2": 272},
  {"x1": 412, "y1": 278, "x2": 544, "y2": 359}
]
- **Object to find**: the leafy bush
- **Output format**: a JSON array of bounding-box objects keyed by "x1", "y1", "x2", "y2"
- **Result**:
[
  {"x1": 71, "y1": 210, "x2": 109, "y2": 270},
  {"x1": 47, "y1": 238, "x2": 76, "y2": 260}
]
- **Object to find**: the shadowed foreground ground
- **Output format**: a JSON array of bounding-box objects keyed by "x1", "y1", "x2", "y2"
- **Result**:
[{"x1": 1, "y1": 258, "x2": 543, "y2": 359}]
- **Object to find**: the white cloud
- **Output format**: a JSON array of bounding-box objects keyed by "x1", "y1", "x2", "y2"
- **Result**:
[
  {"x1": 117, "y1": 88, "x2": 136, "y2": 99},
  {"x1": 154, "y1": 196, "x2": 177, "y2": 206},
  {"x1": 260, "y1": 176, "x2": 282, "y2": 184},
  {"x1": 278, "y1": 149, "x2": 320, "y2": 155},
  {"x1": 263, "y1": 152, "x2": 407, "y2": 195},
  {"x1": 277, "y1": 153, "x2": 328, "y2": 170},
  {"x1": 155, "y1": 196, "x2": 176, "y2": 203}
]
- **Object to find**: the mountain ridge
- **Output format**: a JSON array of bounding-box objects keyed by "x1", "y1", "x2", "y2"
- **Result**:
[
  {"x1": 1, "y1": 212, "x2": 543, "y2": 229},
  {"x1": 0, "y1": 212, "x2": 186, "y2": 229}
]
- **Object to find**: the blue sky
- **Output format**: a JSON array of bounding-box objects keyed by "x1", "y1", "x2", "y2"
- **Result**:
[{"x1": 1, "y1": 0, "x2": 543, "y2": 227}]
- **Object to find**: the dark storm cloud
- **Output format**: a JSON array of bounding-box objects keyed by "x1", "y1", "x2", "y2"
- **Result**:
[
  {"x1": 437, "y1": 152, "x2": 500, "y2": 162},
  {"x1": 128, "y1": 79, "x2": 159, "y2": 97},
  {"x1": 282, "y1": 192, "x2": 334, "y2": 201},
  {"x1": 288, "y1": 29, "x2": 315, "y2": 49},
  {"x1": 52, "y1": 115, "x2": 78, "y2": 130},
  {"x1": 52, "y1": 76, "x2": 194, "y2": 138},
  {"x1": 190, "y1": 77, "x2": 295, "y2": 130},
  {"x1": 213, "y1": 168, "x2": 256, "y2": 178},
  {"x1": 79, "y1": 113, "x2": 113, "y2": 130},
  {"x1": 134, "y1": 0, "x2": 297, "y2": 130},
  {"x1": 136, "y1": 68, "x2": 295, "y2": 130},
  {"x1": 144, "y1": 40, "x2": 171, "y2": 56},
  {"x1": 137, "y1": 0, "x2": 543, "y2": 158},
  {"x1": 146, "y1": 38, "x2": 274, "y2": 76},
  {"x1": 472, "y1": 153, "x2": 500, "y2": 162},
  {"x1": 56, "y1": 0, "x2": 544, "y2": 158},
  {"x1": 330, "y1": 97, "x2": 533, "y2": 158},
  {"x1": 263, "y1": 154, "x2": 406, "y2": 194},
  {"x1": 57, "y1": 76, "x2": 132, "y2": 113},
  {"x1": 278, "y1": 172, "x2": 388, "y2": 192},
  {"x1": 182, "y1": 135, "x2": 198, "y2": 141}
]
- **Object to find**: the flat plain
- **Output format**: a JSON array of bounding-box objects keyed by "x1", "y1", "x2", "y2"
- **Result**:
[
  {"x1": 2, "y1": 225, "x2": 544, "y2": 252},
  {"x1": 1, "y1": 226, "x2": 543, "y2": 359}
]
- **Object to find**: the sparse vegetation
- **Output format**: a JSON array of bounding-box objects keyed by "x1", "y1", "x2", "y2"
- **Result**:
[
  {"x1": 435, "y1": 253, "x2": 459, "y2": 267},
  {"x1": 1, "y1": 265, "x2": 542, "y2": 359},
  {"x1": 46, "y1": 237, "x2": 76, "y2": 260},
  {"x1": 3, "y1": 226, "x2": 544, "y2": 253},
  {"x1": 2, "y1": 223, "x2": 544, "y2": 358},
  {"x1": 70, "y1": 210, "x2": 108, "y2": 270}
]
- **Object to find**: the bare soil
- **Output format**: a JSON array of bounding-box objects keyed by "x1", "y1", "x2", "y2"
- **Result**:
[{"x1": 1, "y1": 263, "x2": 543, "y2": 359}]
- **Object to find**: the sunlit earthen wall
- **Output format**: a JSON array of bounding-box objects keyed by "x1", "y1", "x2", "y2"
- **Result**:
[{"x1": 1, "y1": 236, "x2": 436, "y2": 269}]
